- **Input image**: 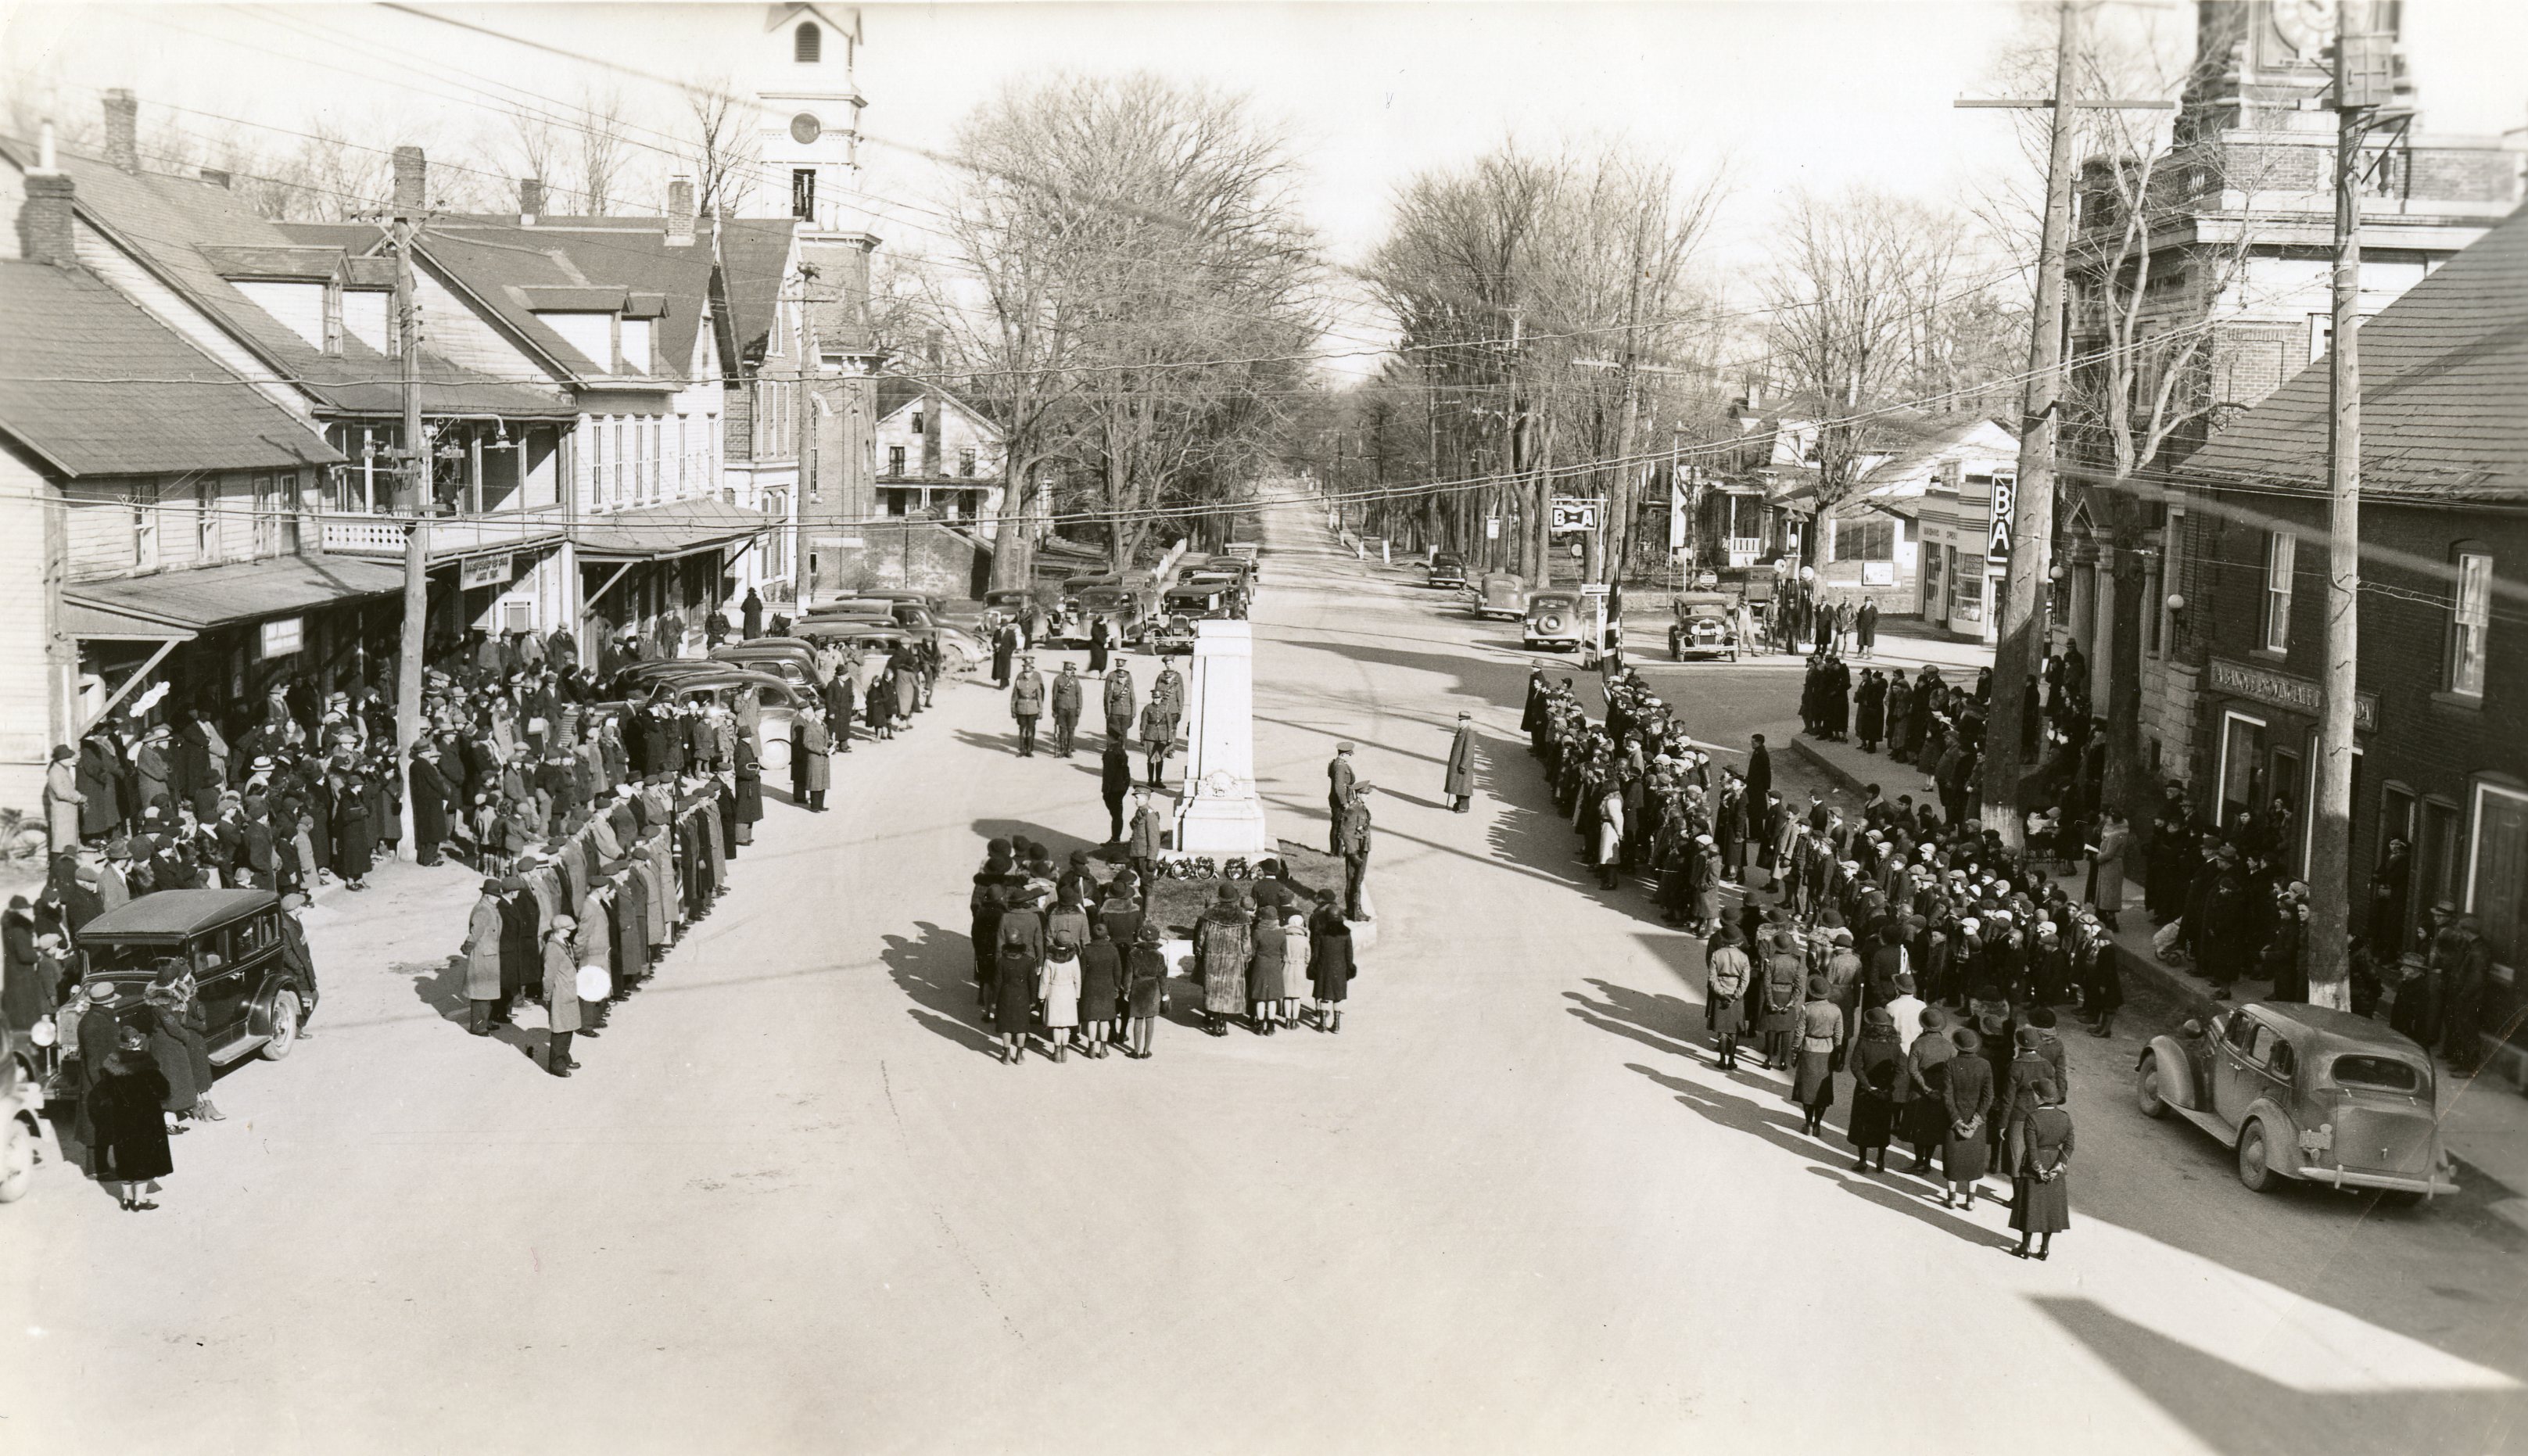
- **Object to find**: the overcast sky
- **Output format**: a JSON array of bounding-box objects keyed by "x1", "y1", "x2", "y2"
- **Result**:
[{"x1": 8, "y1": 1, "x2": 2524, "y2": 357}]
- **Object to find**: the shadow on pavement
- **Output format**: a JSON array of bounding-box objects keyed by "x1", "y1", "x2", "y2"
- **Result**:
[
  {"x1": 403, "y1": 952, "x2": 539, "y2": 1062},
  {"x1": 2030, "y1": 1294, "x2": 2527, "y2": 1456},
  {"x1": 877, "y1": 920, "x2": 999, "y2": 1057}
]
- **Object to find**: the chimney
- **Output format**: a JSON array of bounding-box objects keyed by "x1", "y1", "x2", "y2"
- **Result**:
[
  {"x1": 19, "y1": 124, "x2": 78, "y2": 270},
  {"x1": 102, "y1": 88, "x2": 139, "y2": 173},
  {"x1": 920, "y1": 329, "x2": 944, "y2": 477},
  {"x1": 665, "y1": 174, "x2": 696, "y2": 246},
  {"x1": 392, "y1": 145, "x2": 426, "y2": 217},
  {"x1": 518, "y1": 177, "x2": 544, "y2": 224},
  {"x1": 199, "y1": 167, "x2": 231, "y2": 189}
]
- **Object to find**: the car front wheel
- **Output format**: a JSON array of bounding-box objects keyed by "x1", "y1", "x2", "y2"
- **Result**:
[
  {"x1": 2135, "y1": 1054, "x2": 2168, "y2": 1118},
  {"x1": 2236, "y1": 1120, "x2": 2276, "y2": 1192},
  {"x1": 261, "y1": 988, "x2": 303, "y2": 1062}
]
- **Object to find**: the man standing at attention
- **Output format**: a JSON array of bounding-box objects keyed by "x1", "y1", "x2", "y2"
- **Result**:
[
  {"x1": 1339, "y1": 782, "x2": 1375, "y2": 922},
  {"x1": 1050, "y1": 660, "x2": 1084, "y2": 758},
  {"x1": 1009, "y1": 657, "x2": 1045, "y2": 758},
  {"x1": 1444, "y1": 712, "x2": 1476, "y2": 813},
  {"x1": 1101, "y1": 736, "x2": 1135, "y2": 845},
  {"x1": 1327, "y1": 742, "x2": 1357, "y2": 852}
]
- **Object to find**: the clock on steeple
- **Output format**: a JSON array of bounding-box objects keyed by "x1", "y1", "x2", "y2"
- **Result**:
[{"x1": 757, "y1": 3, "x2": 866, "y2": 234}]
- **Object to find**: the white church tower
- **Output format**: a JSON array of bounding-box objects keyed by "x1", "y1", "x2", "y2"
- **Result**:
[
  {"x1": 756, "y1": 3, "x2": 868, "y2": 237},
  {"x1": 757, "y1": 4, "x2": 885, "y2": 601}
]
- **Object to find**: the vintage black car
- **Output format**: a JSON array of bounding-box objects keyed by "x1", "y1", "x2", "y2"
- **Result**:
[
  {"x1": 64, "y1": 891, "x2": 320, "y2": 1090},
  {"x1": 1667, "y1": 591, "x2": 1741, "y2": 662},
  {"x1": 1426, "y1": 552, "x2": 1468, "y2": 590}
]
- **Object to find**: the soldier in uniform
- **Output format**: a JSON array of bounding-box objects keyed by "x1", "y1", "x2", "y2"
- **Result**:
[
  {"x1": 1009, "y1": 657, "x2": 1045, "y2": 757},
  {"x1": 1339, "y1": 782, "x2": 1375, "y2": 921},
  {"x1": 1103, "y1": 663, "x2": 1138, "y2": 744},
  {"x1": 1326, "y1": 742, "x2": 1357, "y2": 852},
  {"x1": 1050, "y1": 661, "x2": 1084, "y2": 758}
]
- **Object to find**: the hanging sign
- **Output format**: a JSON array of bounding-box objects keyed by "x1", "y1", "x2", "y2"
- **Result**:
[
  {"x1": 1549, "y1": 497, "x2": 1601, "y2": 533},
  {"x1": 1988, "y1": 472, "x2": 2016, "y2": 561},
  {"x1": 458, "y1": 552, "x2": 515, "y2": 590},
  {"x1": 1485, "y1": 515, "x2": 1501, "y2": 540}
]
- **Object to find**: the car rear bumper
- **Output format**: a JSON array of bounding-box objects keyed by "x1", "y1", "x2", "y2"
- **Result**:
[{"x1": 2296, "y1": 1166, "x2": 2458, "y2": 1195}]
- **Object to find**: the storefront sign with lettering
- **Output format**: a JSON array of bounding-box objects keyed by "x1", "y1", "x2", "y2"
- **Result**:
[{"x1": 2209, "y1": 656, "x2": 2378, "y2": 733}]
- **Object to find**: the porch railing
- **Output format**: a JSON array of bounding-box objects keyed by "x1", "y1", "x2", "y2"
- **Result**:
[{"x1": 317, "y1": 504, "x2": 569, "y2": 558}]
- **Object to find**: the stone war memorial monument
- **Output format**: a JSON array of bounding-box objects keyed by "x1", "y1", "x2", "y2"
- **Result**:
[{"x1": 1172, "y1": 619, "x2": 1275, "y2": 857}]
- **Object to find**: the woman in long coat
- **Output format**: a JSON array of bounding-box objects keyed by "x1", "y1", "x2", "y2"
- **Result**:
[
  {"x1": 1941, "y1": 1024, "x2": 1995, "y2": 1207},
  {"x1": 1793, "y1": 976, "x2": 1845, "y2": 1138},
  {"x1": 1845, "y1": 1007, "x2": 1905, "y2": 1171},
  {"x1": 77, "y1": 735, "x2": 123, "y2": 841},
  {"x1": 2010, "y1": 1089, "x2": 2074, "y2": 1259},
  {"x1": 1078, "y1": 922, "x2": 1122, "y2": 1057},
  {"x1": 140, "y1": 992, "x2": 199, "y2": 1128},
  {"x1": 1307, "y1": 912, "x2": 1354, "y2": 1033},
  {"x1": 892, "y1": 660, "x2": 920, "y2": 727},
  {"x1": 1037, "y1": 940, "x2": 1083, "y2": 1062},
  {"x1": 88, "y1": 1031, "x2": 174, "y2": 1210},
  {"x1": 1193, "y1": 887, "x2": 1252, "y2": 1037},
  {"x1": 43, "y1": 747, "x2": 83, "y2": 854},
  {"x1": 1125, "y1": 924, "x2": 1167, "y2": 1057},
  {"x1": 1248, "y1": 910, "x2": 1290, "y2": 1034},
  {"x1": 731, "y1": 740, "x2": 765, "y2": 845},
  {"x1": 994, "y1": 921, "x2": 1041, "y2": 1064},
  {"x1": 333, "y1": 776, "x2": 375, "y2": 890}
]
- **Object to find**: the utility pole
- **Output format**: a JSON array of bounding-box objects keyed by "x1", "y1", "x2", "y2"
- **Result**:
[
  {"x1": 1960, "y1": 2, "x2": 2171, "y2": 845},
  {"x1": 1507, "y1": 303, "x2": 1533, "y2": 582},
  {"x1": 2309, "y1": 5, "x2": 2393, "y2": 1010},
  {"x1": 393, "y1": 146, "x2": 427, "y2": 859}
]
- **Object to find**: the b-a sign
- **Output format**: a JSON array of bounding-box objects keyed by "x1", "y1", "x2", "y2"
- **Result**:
[
  {"x1": 1987, "y1": 472, "x2": 2015, "y2": 561},
  {"x1": 1549, "y1": 497, "x2": 1601, "y2": 533}
]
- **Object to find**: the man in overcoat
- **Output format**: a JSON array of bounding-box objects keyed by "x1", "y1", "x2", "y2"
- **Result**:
[
  {"x1": 461, "y1": 878, "x2": 507, "y2": 1034},
  {"x1": 1339, "y1": 784, "x2": 1375, "y2": 921},
  {"x1": 1444, "y1": 712, "x2": 1476, "y2": 812}
]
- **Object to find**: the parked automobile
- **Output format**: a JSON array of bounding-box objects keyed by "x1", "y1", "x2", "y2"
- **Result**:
[
  {"x1": 1523, "y1": 591, "x2": 1585, "y2": 651},
  {"x1": 2136, "y1": 1002, "x2": 2458, "y2": 1202},
  {"x1": 1069, "y1": 584, "x2": 1151, "y2": 646},
  {"x1": 834, "y1": 588, "x2": 946, "y2": 613},
  {"x1": 1469, "y1": 572, "x2": 1529, "y2": 620},
  {"x1": 1426, "y1": 552, "x2": 1468, "y2": 590},
  {"x1": 1150, "y1": 612, "x2": 1199, "y2": 657},
  {"x1": 798, "y1": 599, "x2": 897, "y2": 623},
  {"x1": 1667, "y1": 591, "x2": 1742, "y2": 662},
  {"x1": 64, "y1": 891, "x2": 319, "y2": 1092},
  {"x1": 1164, "y1": 573, "x2": 1243, "y2": 619},
  {"x1": 709, "y1": 639, "x2": 823, "y2": 691}
]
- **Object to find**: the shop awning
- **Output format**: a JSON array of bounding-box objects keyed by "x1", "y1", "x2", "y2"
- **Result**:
[
  {"x1": 574, "y1": 498, "x2": 773, "y2": 563},
  {"x1": 64, "y1": 554, "x2": 406, "y2": 631},
  {"x1": 59, "y1": 600, "x2": 196, "y2": 642}
]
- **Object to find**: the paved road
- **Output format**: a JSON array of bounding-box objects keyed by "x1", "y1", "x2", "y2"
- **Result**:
[{"x1": 9, "y1": 498, "x2": 2522, "y2": 1454}]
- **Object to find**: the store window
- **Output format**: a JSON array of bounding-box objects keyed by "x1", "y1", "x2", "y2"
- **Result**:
[
  {"x1": 2261, "y1": 529, "x2": 2295, "y2": 653},
  {"x1": 1834, "y1": 517, "x2": 1894, "y2": 563},
  {"x1": 133, "y1": 479, "x2": 160, "y2": 568},
  {"x1": 2447, "y1": 547, "x2": 2490, "y2": 697},
  {"x1": 196, "y1": 479, "x2": 220, "y2": 561}
]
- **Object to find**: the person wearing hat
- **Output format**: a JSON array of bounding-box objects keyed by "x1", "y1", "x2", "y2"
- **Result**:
[
  {"x1": 1193, "y1": 884, "x2": 1253, "y2": 1038},
  {"x1": 541, "y1": 916, "x2": 584, "y2": 1077},
  {"x1": 1124, "y1": 923, "x2": 1168, "y2": 1058},
  {"x1": 1754, "y1": 930, "x2": 1805, "y2": 1071},
  {"x1": 457, "y1": 877, "x2": 509, "y2": 1035},
  {"x1": 1793, "y1": 975, "x2": 1846, "y2": 1138},
  {"x1": 89, "y1": 1023, "x2": 175, "y2": 1211},
  {"x1": 42, "y1": 743, "x2": 84, "y2": 856},
  {"x1": 2008, "y1": 1080, "x2": 2073, "y2": 1260},
  {"x1": 1444, "y1": 713, "x2": 1477, "y2": 813},
  {"x1": 1940, "y1": 1024, "x2": 1995, "y2": 1207},
  {"x1": 1326, "y1": 742, "x2": 1357, "y2": 854},
  {"x1": 1338, "y1": 782, "x2": 1375, "y2": 922},
  {"x1": 1704, "y1": 927, "x2": 1752, "y2": 1068},
  {"x1": 1037, "y1": 934, "x2": 1084, "y2": 1062},
  {"x1": 1140, "y1": 678, "x2": 1181, "y2": 789},
  {"x1": 1846, "y1": 1006, "x2": 1906, "y2": 1171},
  {"x1": 1049, "y1": 659, "x2": 1084, "y2": 758}
]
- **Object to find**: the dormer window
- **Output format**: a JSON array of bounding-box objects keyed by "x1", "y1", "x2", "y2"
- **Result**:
[
  {"x1": 794, "y1": 20, "x2": 820, "y2": 63},
  {"x1": 323, "y1": 283, "x2": 344, "y2": 355}
]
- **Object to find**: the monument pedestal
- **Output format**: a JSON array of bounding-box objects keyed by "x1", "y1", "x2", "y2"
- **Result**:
[{"x1": 1172, "y1": 620, "x2": 1275, "y2": 857}]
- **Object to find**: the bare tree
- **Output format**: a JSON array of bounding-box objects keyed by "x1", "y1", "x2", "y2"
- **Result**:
[
  {"x1": 683, "y1": 77, "x2": 757, "y2": 217},
  {"x1": 504, "y1": 105, "x2": 566, "y2": 210},
  {"x1": 574, "y1": 86, "x2": 631, "y2": 216}
]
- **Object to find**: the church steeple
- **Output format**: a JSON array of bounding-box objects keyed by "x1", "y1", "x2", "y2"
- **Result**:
[{"x1": 757, "y1": 3, "x2": 868, "y2": 236}]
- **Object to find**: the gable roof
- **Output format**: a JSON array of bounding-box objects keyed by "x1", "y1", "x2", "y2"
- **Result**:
[
  {"x1": 716, "y1": 218, "x2": 797, "y2": 368},
  {"x1": 372, "y1": 215, "x2": 724, "y2": 386},
  {"x1": 0, "y1": 260, "x2": 341, "y2": 477},
  {"x1": 2186, "y1": 199, "x2": 2528, "y2": 504},
  {"x1": 0, "y1": 137, "x2": 572, "y2": 421}
]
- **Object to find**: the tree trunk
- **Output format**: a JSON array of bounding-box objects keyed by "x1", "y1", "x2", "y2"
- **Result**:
[{"x1": 989, "y1": 451, "x2": 1034, "y2": 590}]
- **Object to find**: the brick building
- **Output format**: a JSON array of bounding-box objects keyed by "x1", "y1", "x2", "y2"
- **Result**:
[
  {"x1": 2058, "y1": 0, "x2": 2520, "y2": 769},
  {"x1": 2175, "y1": 197, "x2": 2528, "y2": 1067}
]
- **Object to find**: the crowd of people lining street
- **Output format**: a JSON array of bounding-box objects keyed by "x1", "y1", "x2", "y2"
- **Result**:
[
  {"x1": 1526, "y1": 660, "x2": 2099, "y2": 1257},
  {"x1": 13, "y1": 610, "x2": 961, "y2": 1205}
]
